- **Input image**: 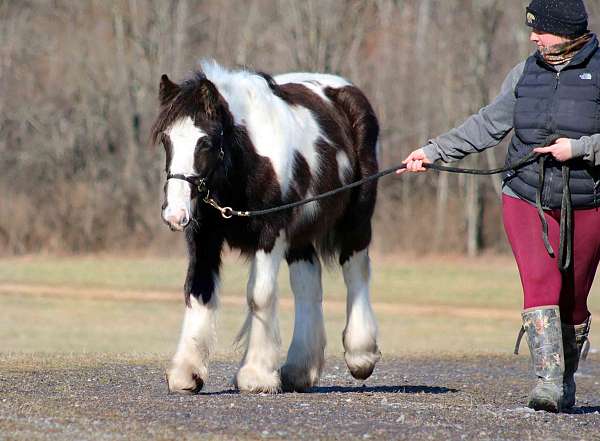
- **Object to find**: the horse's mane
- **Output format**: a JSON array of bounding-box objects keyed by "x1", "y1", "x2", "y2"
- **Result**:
[{"x1": 151, "y1": 61, "x2": 282, "y2": 145}]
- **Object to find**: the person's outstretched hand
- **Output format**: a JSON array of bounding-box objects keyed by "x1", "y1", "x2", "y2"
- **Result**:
[{"x1": 396, "y1": 148, "x2": 432, "y2": 174}]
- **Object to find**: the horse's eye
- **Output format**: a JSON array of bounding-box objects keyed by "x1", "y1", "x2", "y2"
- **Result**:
[{"x1": 196, "y1": 138, "x2": 211, "y2": 149}]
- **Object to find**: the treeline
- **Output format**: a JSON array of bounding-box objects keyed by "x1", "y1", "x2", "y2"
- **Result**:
[{"x1": 1, "y1": 0, "x2": 599, "y2": 255}]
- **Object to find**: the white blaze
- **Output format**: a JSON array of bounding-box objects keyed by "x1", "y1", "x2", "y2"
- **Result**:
[{"x1": 163, "y1": 117, "x2": 206, "y2": 227}]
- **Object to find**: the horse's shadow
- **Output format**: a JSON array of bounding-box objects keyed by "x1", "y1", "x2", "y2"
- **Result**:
[
  {"x1": 199, "y1": 384, "x2": 458, "y2": 396},
  {"x1": 309, "y1": 384, "x2": 458, "y2": 394}
]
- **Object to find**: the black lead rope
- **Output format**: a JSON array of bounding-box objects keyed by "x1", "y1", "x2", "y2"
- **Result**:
[
  {"x1": 202, "y1": 151, "x2": 541, "y2": 218},
  {"x1": 536, "y1": 155, "x2": 554, "y2": 257},
  {"x1": 167, "y1": 136, "x2": 572, "y2": 271}
]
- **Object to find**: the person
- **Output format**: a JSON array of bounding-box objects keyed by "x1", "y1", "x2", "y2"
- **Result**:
[{"x1": 399, "y1": 0, "x2": 599, "y2": 413}]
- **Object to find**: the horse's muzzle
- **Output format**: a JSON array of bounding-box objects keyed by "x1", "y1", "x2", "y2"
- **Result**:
[{"x1": 163, "y1": 208, "x2": 189, "y2": 232}]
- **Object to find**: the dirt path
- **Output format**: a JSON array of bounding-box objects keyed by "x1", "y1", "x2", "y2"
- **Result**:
[
  {"x1": 0, "y1": 283, "x2": 516, "y2": 320},
  {"x1": 1, "y1": 354, "x2": 599, "y2": 440}
]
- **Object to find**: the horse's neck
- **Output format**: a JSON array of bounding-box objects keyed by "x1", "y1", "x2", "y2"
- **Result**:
[{"x1": 212, "y1": 128, "x2": 250, "y2": 201}]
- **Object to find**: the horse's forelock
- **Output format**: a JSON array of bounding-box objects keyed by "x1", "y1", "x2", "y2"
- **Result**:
[{"x1": 151, "y1": 71, "x2": 218, "y2": 145}]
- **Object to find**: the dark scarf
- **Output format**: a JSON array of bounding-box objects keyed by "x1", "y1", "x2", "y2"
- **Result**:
[{"x1": 540, "y1": 32, "x2": 593, "y2": 65}]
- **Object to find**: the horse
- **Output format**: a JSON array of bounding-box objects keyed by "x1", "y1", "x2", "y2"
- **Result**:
[{"x1": 151, "y1": 60, "x2": 381, "y2": 394}]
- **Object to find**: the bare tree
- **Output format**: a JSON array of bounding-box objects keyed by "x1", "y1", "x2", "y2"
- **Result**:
[{"x1": 0, "y1": 0, "x2": 548, "y2": 255}]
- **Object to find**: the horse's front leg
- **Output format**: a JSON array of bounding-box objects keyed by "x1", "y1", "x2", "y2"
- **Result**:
[
  {"x1": 167, "y1": 231, "x2": 223, "y2": 394},
  {"x1": 234, "y1": 233, "x2": 286, "y2": 393}
]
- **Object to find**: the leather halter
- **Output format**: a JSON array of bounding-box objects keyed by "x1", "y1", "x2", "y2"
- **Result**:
[{"x1": 165, "y1": 131, "x2": 225, "y2": 196}]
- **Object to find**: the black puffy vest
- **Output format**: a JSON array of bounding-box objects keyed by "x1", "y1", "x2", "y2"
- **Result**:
[{"x1": 504, "y1": 35, "x2": 600, "y2": 209}]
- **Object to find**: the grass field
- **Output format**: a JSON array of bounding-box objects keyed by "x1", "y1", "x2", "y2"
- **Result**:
[{"x1": 1, "y1": 253, "x2": 599, "y2": 357}]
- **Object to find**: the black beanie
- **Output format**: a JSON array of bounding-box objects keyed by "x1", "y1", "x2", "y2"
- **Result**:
[{"x1": 526, "y1": 0, "x2": 588, "y2": 37}]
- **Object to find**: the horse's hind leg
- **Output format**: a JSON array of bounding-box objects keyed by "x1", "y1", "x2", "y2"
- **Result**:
[
  {"x1": 234, "y1": 233, "x2": 286, "y2": 393},
  {"x1": 280, "y1": 245, "x2": 326, "y2": 392},
  {"x1": 341, "y1": 246, "x2": 381, "y2": 380}
]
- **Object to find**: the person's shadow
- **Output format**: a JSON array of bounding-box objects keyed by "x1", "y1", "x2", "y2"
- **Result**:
[{"x1": 566, "y1": 406, "x2": 600, "y2": 415}]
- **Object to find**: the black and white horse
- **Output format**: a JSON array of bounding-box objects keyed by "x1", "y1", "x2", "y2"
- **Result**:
[{"x1": 152, "y1": 61, "x2": 381, "y2": 394}]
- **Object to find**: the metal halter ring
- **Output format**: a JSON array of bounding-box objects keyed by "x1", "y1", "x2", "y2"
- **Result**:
[{"x1": 220, "y1": 207, "x2": 233, "y2": 219}]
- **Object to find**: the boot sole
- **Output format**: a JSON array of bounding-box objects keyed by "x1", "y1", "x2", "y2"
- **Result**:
[{"x1": 528, "y1": 398, "x2": 560, "y2": 413}]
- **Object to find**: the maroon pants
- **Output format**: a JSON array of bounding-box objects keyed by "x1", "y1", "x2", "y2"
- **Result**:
[{"x1": 502, "y1": 194, "x2": 600, "y2": 325}]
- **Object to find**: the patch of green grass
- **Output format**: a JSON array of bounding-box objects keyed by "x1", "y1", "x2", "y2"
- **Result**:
[
  {"x1": 2, "y1": 254, "x2": 600, "y2": 311},
  {"x1": 1, "y1": 254, "x2": 599, "y2": 357},
  {"x1": 0, "y1": 256, "x2": 188, "y2": 291},
  {"x1": 0, "y1": 292, "x2": 527, "y2": 356}
]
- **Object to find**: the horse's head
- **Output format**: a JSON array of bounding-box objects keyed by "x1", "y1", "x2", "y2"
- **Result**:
[{"x1": 152, "y1": 73, "x2": 231, "y2": 231}]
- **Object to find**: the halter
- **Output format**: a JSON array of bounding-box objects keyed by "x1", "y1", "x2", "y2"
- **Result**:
[{"x1": 165, "y1": 130, "x2": 225, "y2": 196}]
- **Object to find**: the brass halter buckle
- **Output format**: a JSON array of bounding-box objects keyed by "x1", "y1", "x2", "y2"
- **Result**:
[{"x1": 203, "y1": 190, "x2": 233, "y2": 219}]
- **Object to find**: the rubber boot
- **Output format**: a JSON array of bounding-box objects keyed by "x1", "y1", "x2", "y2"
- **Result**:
[
  {"x1": 561, "y1": 315, "x2": 591, "y2": 410},
  {"x1": 522, "y1": 306, "x2": 565, "y2": 412}
]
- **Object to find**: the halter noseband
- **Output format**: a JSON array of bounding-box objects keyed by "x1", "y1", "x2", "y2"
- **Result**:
[{"x1": 165, "y1": 130, "x2": 225, "y2": 196}]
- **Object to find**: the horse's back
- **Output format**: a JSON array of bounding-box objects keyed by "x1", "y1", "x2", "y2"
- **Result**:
[
  {"x1": 274, "y1": 72, "x2": 351, "y2": 89},
  {"x1": 274, "y1": 72, "x2": 378, "y2": 161},
  {"x1": 271, "y1": 72, "x2": 379, "y2": 261}
]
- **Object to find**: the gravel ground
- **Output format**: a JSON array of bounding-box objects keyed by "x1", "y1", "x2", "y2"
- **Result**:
[{"x1": 1, "y1": 354, "x2": 599, "y2": 441}]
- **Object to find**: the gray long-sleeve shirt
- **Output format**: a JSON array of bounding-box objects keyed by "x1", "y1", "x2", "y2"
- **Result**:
[{"x1": 421, "y1": 61, "x2": 600, "y2": 166}]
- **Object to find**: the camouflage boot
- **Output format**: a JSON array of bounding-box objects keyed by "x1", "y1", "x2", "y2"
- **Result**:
[
  {"x1": 561, "y1": 315, "x2": 591, "y2": 410},
  {"x1": 521, "y1": 306, "x2": 565, "y2": 413}
]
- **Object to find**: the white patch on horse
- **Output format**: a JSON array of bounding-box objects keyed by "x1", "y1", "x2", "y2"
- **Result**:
[
  {"x1": 201, "y1": 61, "x2": 334, "y2": 197},
  {"x1": 275, "y1": 73, "x2": 351, "y2": 103},
  {"x1": 234, "y1": 232, "x2": 287, "y2": 393},
  {"x1": 281, "y1": 257, "x2": 326, "y2": 391},
  {"x1": 167, "y1": 280, "x2": 218, "y2": 393},
  {"x1": 274, "y1": 72, "x2": 351, "y2": 89},
  {"x1": 341, "y1": 249, "x2": 381, "y2": 380},
  {"x1": 336, "y1": 150, "x2": 352, "y2": 185},
  {"x1": 298, "y1": 193, "x2": 319, "y2": 224},
  {"x1": 163, "y1": 117, "x2": 206, "y2": 228}
]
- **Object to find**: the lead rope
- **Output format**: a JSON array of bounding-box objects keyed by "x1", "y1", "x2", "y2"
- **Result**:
[
  {"x1": 189, "y1": 135, "x2": 571, "y2": 270},
  {"x1": 536, "y1": 155, "x2": 554, "y2": 257},
  {"x1": 559, "y1": 164, "x2": 572, "y2": 272},
  {"x1": 514, "y1": 326, "x2": 526, "y2": 355},
  {"x1": 202, "y1": 150, "x2": 541, "y2": 218}
]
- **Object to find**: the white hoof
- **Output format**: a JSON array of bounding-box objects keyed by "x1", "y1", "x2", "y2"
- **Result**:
[
  {"x1": 344, "y1": 347, "x2": 381, "y2": 380},
  {"x1": 234, "y1": 365, "x2": 281, "y2": 393},
  {"x1": 166, "y1": 361, "x2": 207, "y2": 394}
]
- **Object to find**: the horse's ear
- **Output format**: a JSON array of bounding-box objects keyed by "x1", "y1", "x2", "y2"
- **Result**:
[
  {"x1": 159, "y1": 74, "x2": 180, "y2": 105},
  {"x1": 197, "y1": 79, "x2": 220, "y2": 118}
]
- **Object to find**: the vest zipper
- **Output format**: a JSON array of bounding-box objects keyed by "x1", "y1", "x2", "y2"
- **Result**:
[{"x1": 543, "y1": 70, "x2": 561, "y2": 206}]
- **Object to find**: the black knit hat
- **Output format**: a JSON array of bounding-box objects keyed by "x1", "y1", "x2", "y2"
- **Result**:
[{"x1": 526, "y1": 0, "x2": 588, "y2": 37}]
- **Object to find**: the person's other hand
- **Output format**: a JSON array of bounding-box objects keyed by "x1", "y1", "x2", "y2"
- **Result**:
[
  {"x1": 533, "y1": 138, "x2": 573, "y2": 162},
  {"x1": 396, "y1": 148, "x2": 432, "y2": 174}
]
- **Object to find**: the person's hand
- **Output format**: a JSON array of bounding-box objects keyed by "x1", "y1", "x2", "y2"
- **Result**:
[
  {"x1": 533, "y1": 138, "x2": 573, "y2": 162},
  {"x1": 396, "y1": 148, "x2": 432, "y2": 174}
]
